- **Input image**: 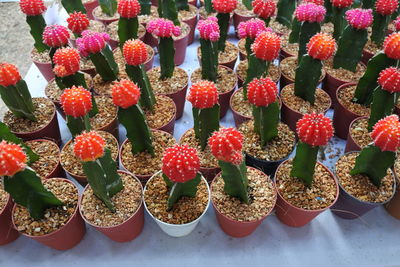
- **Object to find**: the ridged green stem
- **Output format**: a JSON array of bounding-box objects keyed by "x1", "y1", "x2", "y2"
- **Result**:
[
  {"x1": 218, "y1": 160, "x2": 249, "y2": 203},
  {"x1": 332, "y1": 7, "x2": 348, "y2": 41},
  {"x1": 163, "y1": 173, "x2": 201, "y2": 210},
  {"x1": 294, "y1": 54, "x2": 322, "y2": 105},
  {"x1": 367, "y1": 88, "x2": 397, "y2": 131},
  {"x1": 362, "y1": 0, "x2": 376, "y2": 9},
  {"x1": 243, "y1": 55, "x2": 269, "y2": 98},
  {"x1": 118, "y1": 17, "x2": 139, "y2": 48},
  {"x1": 276, "y1": 0, "x2": 296, "y2": 27},
  {"x1": 193, "y1": 104, "x2": 220, "y2": 150},
  {"x1": 324, "y1": 0, "x2": 333, "y2": 23},
  {"x1": 200, "y1": 38, "x2": 219, "y2": 82},
  {"x1": 242, "y1": 0, "x2": 253, "y2": 10},
  {"x1": 89, "y1": 46, "x2": 119, "y2": 81},
  {"x1": 371, "y1": 13, "x2": 390, "y2": 46},
  {"x1": 298, "y1": 22, "x2": 321, "y2": 62},
  {"x1": 252, "y1": 101, "x2": 280, "y2": 147},
  {"x1": 176, "y1": 0, "x2": 189, "y2": 11},
  {"x1": 288, "y1": 17, "x2": 301, "y2": 44},
  {"x1": 59, "y1": 72, "x2": 88, "y2": 89},
  {"x1": 26, "y1": 15, "x2": 49, "y2": 53},
  {"x1": 159, "y1": 37, "x2": 175, "y2": 80},
  {"x1": 98, "y1": 0, "x2": 117, "y2": 16},
  {"x1": 140, "y1": 0, "x2": 151, "y2": 14},
  {"x1": 66, "y1": 114, "x2": 91, "y2": 137},
  {"x1": 204, "y1": 0, "x2": 215, "y2": 14},
  {"x1": 217, "y1": 13, "x2": 230, "y2": 52},
  {"x1": 126, "y1": 64, "x2": 156, "y2": 110},
  {"x1": 290, "y1": 142, "x2": 319, "y2": 188},
  {"x1": 244, "y1": 37, "x2": 253, "y2": 61},
  {"x1": 61, "y1": 0, "x2": 86, "y2": 13},
  {"x1": 158, "y1": 0, "x2": 180, "y2": 25}
]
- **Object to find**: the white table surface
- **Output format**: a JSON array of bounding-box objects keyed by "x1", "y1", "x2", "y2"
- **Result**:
[{"x1": 1, "y1": 4, "x2": 400, "y2": 267}]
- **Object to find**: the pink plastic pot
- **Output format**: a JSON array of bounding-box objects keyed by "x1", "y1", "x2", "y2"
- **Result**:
[
  {"x1": 32, "y1": 51, "x2": 54, "y2": 82},
  {"x1": 0, "y1": 195, "x2": 19, "y2": 246},
  {"x1": 84, "y1": 0, "x2": 99, "y2": 20},
  {"x1": 233, "y1": 11, "x2": 254, "y2": 39},
  {"x1": 12, "y1": 178, "x2": 86, "y2": 250},
  {"x1": 344, "y1": 116, "x2": 367, "y2": 153},
  {"x1": 182, "y1": 5, "x2": 198, "y2": 45}
]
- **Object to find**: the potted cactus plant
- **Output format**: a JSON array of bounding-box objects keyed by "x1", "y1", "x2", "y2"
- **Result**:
[
  {"x1": 0, "y1": 141, "x2": 86, "y2": 250},
  {"x1": 275, "y1": 113, "x2": 339, "y2": 227},
  {"x1": 209, "y1": 128, "x2": 277, "y2": 237},
  {"x1": 252, "y1": 0, "x2": 276, "y2": 27},
  {"x1": 92, "y1": 0, "x2": 119, "y2": 24},
  {"x1": 75, "y1": 131, "x2": 144, "y2": 242},
  {"x1": 332, "y1": 115, "x2": 398, "y2": 219},
  {"x1": 143, "y1": 144, "x2": 210, "y2": 237},
  {"x1": 370, "y1": 0, "x2": 398, "y2": 46},
  {"x1": 67, "y1": 11, "x2": 106, "y2": 47},
  {"x1": 115, "y1": 0, "x2": 141, "y2": 48}
]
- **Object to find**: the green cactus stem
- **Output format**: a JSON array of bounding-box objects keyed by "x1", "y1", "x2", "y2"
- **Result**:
[
  {"x1": 193, "y1": 104, "x2": 220, "y2": 150},
  {"x1": 26, "y1": 15, "x2": 49, "y2": 53},
  {"x1": 242, "y1": 0, "x2": 253, "y2": 10},
  {"x1": 3, "y1": 168, "x2": 63, "y2": 220},
  {"x1": 82, "y1": 149, "x2": 123, "y2": 212},
  {"x1": 332, "y1": 7, "x2": 348, "y2": 41},
  {"x1": 350, "y1": 145, "x2": 395, "y2": 187},
  {"x1": 118, "y1": 17, "x2": 139, "y2": 48},
  {"x1": 371, "y1": 13, "x2": 391, "y2": 46},
  {"x1": 243, "y1": 55, "x2": 270, "y2": 98},
  {"x1": 61, "y1": 0, "x2": 86, "y2": 14},
  {"x1": 163, "y1": 173, "x2": 201, "y2": 210},
  {"x1": 204, "y1": 0, "x2": 215, "y2": 14},
  {"x1": 0, "y1": 80, "x2": 36, "y2": 121},
  {"x1": 89, "y1": 46, "x2": 119, "y2": 81},
  {"x1": 252, "y1": 101, "x2": 280, "y2": 147},
  {"x1": 118, "y1": 104, "x2": 154, "y2": 155},
  {"x1": 298, "y1": 22, "x2": 321, "y2": 62},
  {"x1": 352, "y1": 0, "x2": 362, "y2": 7},
  {"x1": 217, "y1": 13, "x2": 230, "y2": 52},
  {"x1": 353, "y1": 51, "x2": 396, "y2": 106},
  {"x1": 276, "y1": 0, "x2": 296, "y2": 27},
  {"x1": 176, "y1": 0, "x2": 190, "y2": 11},
  {"x1": 158, "y1": 0, "x2": 180, "y2": 25},
  {"x1": 290, "y1": 142, "x2": 319, "y2": 187},
  {"x1": 362, "y1": 0, "x2": 376, "y2": 9},
  {"x1": 66, "y1": 114, "x2": 91, "y2": 137},
  {"x1": 58, "y1": 72, "x2": 88, "y2": 89},
  {"x1": 218, "y1": 160, "x2": 249, "y2": 203},
  {"x1": 0, "y1": 122, "x2": 38, "y2": 164},
  {"x1": 125, "y1": 64, "x2": 156, "y2": 110},
  {"x1": 367, "y1": 88, "x2": 398, "y2": 131},
  {"x1": 244, "y1": 37, "x2": 252, "y2": 61},
  {"x1": 324, "y1": 0, "x2": 333, "y2": 22},
  {"x1": 288, "y1": 18, "x2": 301, "y2": 43},
  {"x1": 333, "y1": 25, "x2": 368, "y2": 72},
  {"x1": 294, "y1": 54, "x2": 322, "y2": 105},
  {"x1": 98, "y1": 0, "x2": 117, "y2": 16},
  {"x1": 200, "y1": 38, "x2": 219, "y2": 82},
  {"x1": 139, "y1": 0, "x2": 152, "y2": 15},
  {"x1": 159, "y1": 37, "x2": 175, "y2": 80}
]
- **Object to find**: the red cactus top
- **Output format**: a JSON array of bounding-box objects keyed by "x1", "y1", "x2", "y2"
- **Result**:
[
  {"x1": 76, "y1": 30, "x2": 110, "y2": 56},
  {"x1": 303, "y1": 0, "x2": 324, "y2": 5},
  {"x1": 252, "y1": 0, "x2": 276, "y2": 19},
  {"x1": 247, "y1": 77, "x2": 278, "y2": 107},
  {"x1": 296, "y1": 113, "x2": 334, "y2": 146},
  {"x1": 383, "y1": 32, "x2": 400, "y2": 60},
  {"x1": 118, "y1": 0, "x2": 141, "y2": 18},
  {"x1": 197, "y1": 17, "x2": 220, "y2": 41},
  {"x1": 237, "y1": 18, "x2": 268, "y2": 40},
  {"x1": 295, "y1": 3, "x2": 326, "y2": 23},
  {"x1": 345, "y1": 8, "x2": 373, "y2": 30},
  {"x1": 162, "y1": 144, "x2": 201, "y2": 183},
  {"x1": 0, "y1": 141, "x2": 27, "y2": 177},
  {"x1": 394, "y1": 16, "x2": 400, "y2": 31},
  {"x1": 187, "y1": 80, "x2": 219, "y2": 109},
  {"x1": 53, "y1": 47, "x2": 81, "y2": 77},
  {"x1": 67, "y1": 12, "x2": 90, "y2": 35},
  {"x1": 371, "y1": 115, "x2": 400, "y2": 152},
  {"x1": 123, "y1": 39, "x2": 148, "y2": 66},
  {"x1": 60, "y1": 86, "x2": 93, "y2": 118},
  {"x1": 208, "y1": 128, "x2": 244, "y2": 165},
  {"x1": 42, "y1": 25, "x2": 70, "y2": 48},
  {"x1": 0, "y1": 63, "x2": 21, "y2": 87},
  {"x1": 375, "y1": 0, "x2": 398, "y2": 15},
  {"x1": 20, "y1": 0, "x2": 46, "y2": 16},
  {"x1": 212, "y1": 0, "x2": 237, "y2": 13},
  {"x1": 146, "y1": 18, "x2": 181, "y2": 38},
  {"x1": 73, "y1": 131, "x2": 106, "y2": 162},
  {"x1": 306, "y1": 33, "x2": 336, "y2": 60},
  {"x1": 378, "y1": 67, "x2": 400, "y2": 93},
  {"x1": 251, "y1": 31, "x2": 281, "y2": 61},
  {"x1": 331, "y1": 0, "x2": 353, "y2": 8},
  {"x1": 111, "y1": 79, "x2": 141, "y2": 109}
]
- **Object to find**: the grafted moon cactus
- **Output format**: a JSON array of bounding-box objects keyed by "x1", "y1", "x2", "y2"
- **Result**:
[
  {"x1": 0, "y1": 141, "x2": 27, "y2": 177},
  {"x1": 212, "y1": 0, "x2": 237, "y2": 52},
  {"x1": 371, "y1": 0, "x2": 399, "y2": 45},
  {"x1": 117, "y1": 0, "x2": 141, "y2": 47},
  {"x1": 42, "y1": 25, "x2": 70, "y2": 48}
]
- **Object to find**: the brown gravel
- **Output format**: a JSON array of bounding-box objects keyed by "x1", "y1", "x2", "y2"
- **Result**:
[
  {"x1": 145, "y1": 95, "x2": 176, "y2": 129},
  {"x1": 364, "y1": 39, "x2": 381, "y2": 55},
  {"x1": 144, "y1": 172, "x2": 209, "y2": 224},
  {"x1": 336, "y1": 152, "x2": 395, "y2": 203},
  {"x1": 280, "y1": 56, "x2": 325, "y2": 81},
  {"x1": 198, "y1": 41, "x2": 238, "y2": 64},
  {"x1": 191, "y1": 66, "x2": 237, "y2": 94},
  {"x1": 93, "y1": 6, "x2": 120, "y2": 20},
  {"x1": 236, "y1": 60, "x2": 280, "y2": 83},
  {"x1": 61, "y1": 131, "x2": 119, "y2": 177},
  {"x1": 3, "y1": 97, "x2": 55, "y2": 133},
  {"x1": 269, "y1": 20, "x2": 290, "y2": 35},
  {"x1": 107, "y1": 21, "x2": 146, "y2": 41},
  {"x1": 31, "y1": 48, "x2": 50, "y2": 64},
  {"x1": 325, "y1": 59, "x2": 366, "y2": 83},
  {"x1": 281, "y1": 33, "x2": 298, "y2": 56},
  {"x1": 212, "y1": 167, "x2": 276, "y2": 221},
  {"x1": 234, "y1": 2, "x2": 255, "y2": 16},
  {"x1": 179, "y1": 128, "x2": 219, "y2": 168},
  {"x1": 276, "y1": 159, "x2": 338, "y2": 210},
  {"x1": 394, "y1": 157, "x2": 400, "y2": 182},
  {"x1": 90, "y1": 96, "x2": 118, "y2": 129},
  {"x1": 240, "y1": 120, "x2": 295, "y2": 161},
  {"x1": 238, "y1": 38, "x2": 246, "y2": 58},
  {"x1": 113, "y1": 45, "x2": 154, "y2": 71},
  {"x1": 148, "y1": 67, "x2": 188, "y2": 94},
  {"x1": 92, "y1": 73, "x2": 128, "y2": 96},
  {"x1": 138, "y1": 6, "x2": 158, "y2": 25},
  {"x1": 80, "y1": 57, "x2": 95, "y2": 71},
  {"x1": 121, "y1": 130, "x2": 176, "y2": 176},
  {"x1": 231, "y1": 88, "x2": 252, "y2": 117},
  {"x1": 0, "y1": 188, "x2": 8, "y2": 212},
  {"x1": 321, "y1": 23, "x2": 334, "y2": 35},
  {"x1": 199, "y1": 6, "x2": 217, "y2": 19},
  {"x1": 172, "y1": 23, "x2": 191, "y2": 41},
  {"x1": 81, "y1": 172, "x2": 142, "y2": 227},
  {"x1": 70, "y1": 20, "x2": 105, "y2": 40},
  {"x1": 13, "y1": 179, "x2": 78, "y2": 236},
  {"x1": 178, "y1": 5, "x2": 197, "y2": 21},
  {"x1": 45, "y1": 73, "x2": 93, "y2": 102},
  {"x1": 280, "y1": 84, "x2": 331, "y2": 114},
  {"x1": 337, "y1": 85, "x2": 370, "y2": 116},
  {"x1": 26, "y1": 139, "x2": 60, "y2": 179},
  {"x1": 349, "y1": 117, "x2": 371, "y2": 149}
]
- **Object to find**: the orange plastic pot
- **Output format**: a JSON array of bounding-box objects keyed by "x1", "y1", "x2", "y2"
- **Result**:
[{"x1": 0, "y1": 195, "x2": 19, "y2": 245}]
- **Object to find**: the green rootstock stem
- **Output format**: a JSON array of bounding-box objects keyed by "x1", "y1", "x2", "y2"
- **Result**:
[
  {"x1": 332, "y1": 7, "x2": 348, "y2": 41},
  {"x1": 26, "y1": 15, "x2": 49, "y2": 53},
  {"x1": 139, "y1": 0, "x2": 151, "y2": 15},
  {"x1": 118, "y1": 17, "x2": 139, "y2": 48},
  {"x1": 66, "y1": 114, "x2": 91, "y2": 137},
  {"x1": 294, "y1": 55, "x2": 322, "y2": 105},
  {"x1": 242, "y1": 0, "x2": 253, "y2": 10},
  {"x1": 371, "y1": 13, "x2": 390, "y2": 46},
  {"x1": 298, "y1": 22, "x2": 321, "y2": 62},
  {"x1": 288, "y1": 18, "x2": 301, "y2": 44},
  {"x1": 290, "y1": 142, "x2": 319, "y2": 188},
  {"x1": 219, "y1": 160, "x2": 249, "y2": 204},
  {"x1": 324, "y1": 0, "x2": 333, "y2": 23},
  {"x1": 252, "y1": 101, "x2": 280, "y2": 147},
  {"x1": 98, "y1": 0, "x2": 117, "y2": 16},
  {"x1": 351, "y1": 145, "x2": 395, "y2": 187},
  {"x1": 176, "y1": 0, "x2": 190, "y2": 11},
  {"x1": 243, "y1": 55, "x2": 269, "y2": 98},
  {"x1": 61, "y1": 0, "x2": 86, "y2": 13},
  {"x1": 59, "y1": 72, "x2": 88, "y2": 89},
  {"x1": 193, "y1": 104, "x2": 220, "y2": 151},
  {"x1": 368, "y1": 88, "x2": 397, "y2": 131},
  {"x1": 276, "y1": 0, "x2": 296, "y2": 27},
  {"x1": 244, "y1": 37, "x2": 253, "y2": 62},
  {"x1": 362, "y1": 0, "x2": 376, "y2": 10},
  {"x1": 200, "y1": 39, "x2": 218, "y2": 82},
  {"x1": 159, "y1": 37, "x2": 175, "y2": 80},
  {"x1": 333, "y1": 26, "x2": 368, "y2": 72},
  {"x1": 353, "y1": 52, "x2": 396, "y2": 106},
  {"x1": 90, "y1": 46, "x2": 119, "y2": 82},
  {"x1": 262, "y1": 17, "x2": 271, "y2": 27},
  {"x1": 4, "y1": 168, "x2": 63, "y2": 220},
  {"x1": 204, "y1": 0, "x2": 215, "y2": 14},
  {"x1": 164, "y1": 173, "x2": 201, "y2": 210},
  {"x1": 82, "y1": 149, "x2": 123, "y2": 212},
  {"x1": 126, "y1": 64, "x2": 156, "y2": 111},
  {"x1": 118, "y1": 105, "x2": 154, "y2": 155},
  {"x1": 158, "y1": 0, "x2": 180, "y2": 25},
  {"x1": 217, "y1": 13, "x2": 230, "y2": 52},
  {"x1": 0, "y1": 80, "x2": 36, "y2": 121}
]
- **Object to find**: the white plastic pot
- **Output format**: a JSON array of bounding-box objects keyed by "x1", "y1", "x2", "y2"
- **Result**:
[{"x1": 143, "y1": 171, "x2": 210, "y2": 237}]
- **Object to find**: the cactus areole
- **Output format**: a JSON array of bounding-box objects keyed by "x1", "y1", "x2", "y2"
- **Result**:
[{"x1": 118, "y1": 0, "x2": 141, "y2": 47}]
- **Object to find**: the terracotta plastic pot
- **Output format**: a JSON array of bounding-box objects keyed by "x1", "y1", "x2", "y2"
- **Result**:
[
  {"x1": 84, "y1": 0, "x2": 99, "y2": 20},
  {"x1": 92, "y1": 8, "x2": 119, "y2": 25},
  {"x1": 274, "y1": 160, "x2": 339, "y2": 227},
  {"x1": 79, "y1": 171, "x2": 145, "y2": 242},
  {"x1": 332, "y1": 83, "x2": 363, "y2": 140},
  {"x1": 30, "y1": 139, "x2": 65, "y2": 179},
  {"x1": 385, "y1": 171, "x2": 400, "y2": 219},
  {"x1": 182, "y1": 5, "x2": 198, "y2": 45},
  {"x1": 12, "y1": 178, "x2": 86, "y2": 250},
  {"x1": 344, "y1": 116, "x2": 366, "y2": 153},
  {"x1": 144, "y1": 46, "x2": 155, "y2": 71},
  {"x1": 212, "y1": 167, "x2": 277, "y2": 237},
  {"x1": 32, "y1": 53, "x2": 54, "y2": 82},
  {"x1": 0, "y1": 195, "x2": 19, "y2": 246}
]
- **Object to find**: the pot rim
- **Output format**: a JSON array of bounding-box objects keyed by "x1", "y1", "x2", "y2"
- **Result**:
[
  {"x1": 279, "y1": 56, "x2": 326, "y2": 83},
  {"x1": 190, "y1": 65, "x2": 238, "y2": 91},
  {"x1": 91, "y1": 6, "x2": 120, "y2": 22},
  {"x1": 112, "y1": 44, "x2": 155, "y2": 66},
  {"x1": 236, "y1": 62, "x2": 281, "y2": 84},
  {"x1": 0, "y1": 193, "x2": 11, "y2": 216},
  {"x1": 335, "y1": 82, "x2": 361, "y2": 117},
  {"x1": 30, "y1": 48, "x2": 51, "y2": 65},
  {"x1": 326, "y1": 61, "x2": 366, "y2": 84},
  {"x1": 180, "y1": 4, "x2": 198, "y2": 22},
  {"x1": 233, "y1": 10, "x2": 256, "y2": 19},
  {"x1": 148, "y1": 66, "x2": 189, "y2": 96},
  {"x1": 152, "y1": 94, "x2": 177, "y2": 131},
  {"x1": 45, "y1": 76, "x2": 95, "y2": 105},
  {"x1": 197, "y1": 42, "x2": 239, "y2": 65},
  {"x1": 347, "y1": 115, "x2": 369, "y2": 150}
]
